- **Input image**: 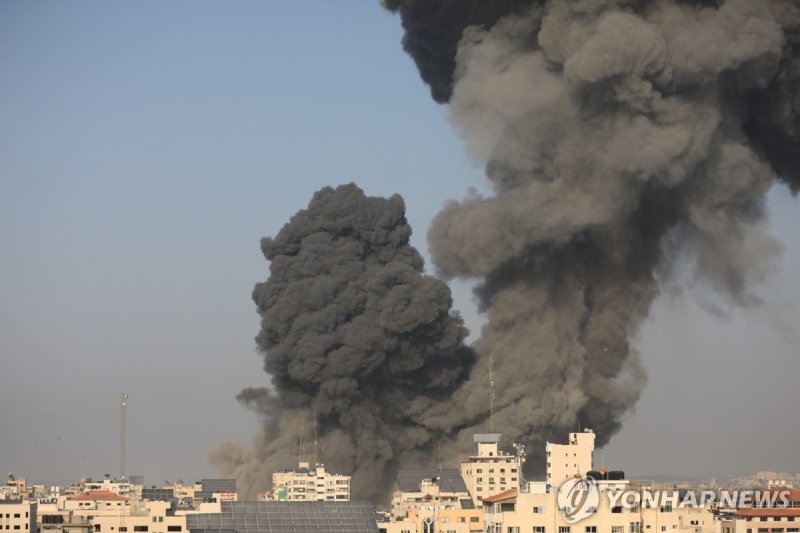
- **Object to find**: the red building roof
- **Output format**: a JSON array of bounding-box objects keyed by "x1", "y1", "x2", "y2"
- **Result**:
[
  {"x1": 68, "y1": 490, "x2": 127, "y2": 502},
  {"x1": 736, "y1": 509, "x2": 800, "y2": 518},
  {"x1": 481, "y1": 489, "x2": 518, "y2": 504}
]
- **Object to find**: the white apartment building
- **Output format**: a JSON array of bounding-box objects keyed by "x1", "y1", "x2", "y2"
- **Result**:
[
  {"x1": 546, "y1": 429, "x2": 595, "y2": 487},
  {"x1": 460, "y1": 434, "x2": 524, "y2": 508},
  {"x1": 268, "y1": 462, "x2": 350, "y2": 501}
]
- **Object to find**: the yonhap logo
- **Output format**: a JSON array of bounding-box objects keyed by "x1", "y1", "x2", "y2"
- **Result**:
[{"x1": 557, "y1": 477, "x2": 600, "y2": 523}]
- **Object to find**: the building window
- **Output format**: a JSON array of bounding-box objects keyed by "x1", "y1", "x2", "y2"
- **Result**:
[
  {"x1": 630, "y1": 523, "x2": 641, "y2": 533},
  {"x1": 95, "y1": 527, "x2": 101, "y2": 532},
  {"x1": 660, "y1": 506, "x2": 672, "y2": 513},
  {"x1": 119, "y1": 528, "x2": 128, "y2": 532},
  {"x1": 559, "y1": 527, "x2": 571, "y2": 533},
  {"x1": 134, "y1": 527, "x2": 148, "y2": 532},
  {"x1": 534, "y1": 528, "x2": 545, "y2": 533},
  {"x1": 471, "y1": 518, "x2": 480, "y2": 523},
  {"x1": 586, "y1": 527, "x2": 597, "y2": 533},
  {"x1": 612, "y1": 507, "x2": 623, "y2": 514},
  {"x1": 167, "y1": 527, "x2": 181, "y2": 532},
  {"x1": 508, "y1": 528, "x2": 520, "y2": 533},
  {"x1": 533, "y1": 507, "x2": 544, "y2": 514}
]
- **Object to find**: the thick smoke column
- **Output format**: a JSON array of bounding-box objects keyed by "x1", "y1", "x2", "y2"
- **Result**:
[
  {"x1": 211, "y1": 184, "x2": 475, "y2": 500},
  {"x1": 385, "y1": 0, "x2": 800, "y2": 472}
]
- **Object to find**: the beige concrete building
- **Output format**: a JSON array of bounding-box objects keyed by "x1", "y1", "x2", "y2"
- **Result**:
[
  {"x1": 381, "y1": 505, "x2": 483, "y2": 533},
  {"x1": 91, "y1": 501, "x2": 186, "y2": 533},
  {"x1": 0, "y1": 501, "x2": 36, "y2": 533},
  {"x1": 63, "y1": 491, "x2": 129, "y2": 516},
  {"x1": 482, "y1": 482, "x2": 715, "y2": 533},
  {"x1": 719, "y1": 490, "x2": 800, "y2": 533},
  {"x1": 460, "y1": 434, "x2": 524, "y2": 508},
  {"x1": 391, "y1": 471, "x2": 472, "y2": 518},
  {"x1": 546, "y1": 430, "x2": 595, "y2": 487},
  {"x1": 268, "y1": 462, "x2": 350, "y2": 501}
]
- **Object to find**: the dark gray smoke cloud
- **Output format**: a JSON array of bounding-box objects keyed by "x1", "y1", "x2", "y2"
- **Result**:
[
  {"x1": 210, "y1": 184, "x2": 475, "y2": 501},
  {"x1": 384, "y1": 0, "x2": 800, "y2": 477}
]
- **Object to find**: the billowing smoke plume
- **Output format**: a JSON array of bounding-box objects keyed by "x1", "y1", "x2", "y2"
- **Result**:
[
  {"x1": 211, "y1": 184, "x2": 475, "y2": 500},
  {"x1": 215, "y1": 0, "x2": 800, "y2": 501},
  {"x1": 383, "y1": 0, "x2": 800, "y2": 473}
]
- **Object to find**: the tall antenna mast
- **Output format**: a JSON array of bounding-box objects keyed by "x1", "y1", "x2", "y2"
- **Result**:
[
  {"x1": 313, "y1": 411, "x2": 319, "y2": 467},
  {"x1": 489, "y1": 353, "x2": 495, "y2": 433},
  {"x1": 297, "y1": 426, "x2": 305, "y2": 466},
  {"x1": 120, "y1": 393, "x2": 128, "y2": 481}
]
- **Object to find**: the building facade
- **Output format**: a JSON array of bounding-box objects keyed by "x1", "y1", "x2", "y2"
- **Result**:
[
  {"x1": 460, "y1": 434, "x2": 524, "y2": 508},
  {"x1": 545, "y1": 430, "x2": 595, "y2": 487},
  {"x1": 0, "y1": 501, "x2": 37, "y2": 533},
  {"x1": 269, "y1": 463, "x2": 350, "y2": 502}
]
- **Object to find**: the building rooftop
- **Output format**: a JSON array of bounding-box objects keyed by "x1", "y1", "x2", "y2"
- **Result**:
[
  {"x1": 736, "y1": 508, "x2": 800, "y2": 517},
  {"x1": 186, "y1": 501, "x2": 378, "y2": 533},
  {"x1": 68, "y1": 491, "x2": 127, "y2": 502},
  {"x1": 481, "y1": 489, "x2": 517, "y2": 504},
  {"x1": 395, "y1": 469, "x2": 468, "y2": 494}
]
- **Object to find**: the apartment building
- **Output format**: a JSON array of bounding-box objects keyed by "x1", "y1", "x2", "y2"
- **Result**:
[
  {"x1": 0, "y1": 501, "x2": 36, "y2": 533},
  {"x1": 546, "y1": 429, "x2": 595, "y2": 487},
  {"x1": 482, "y1": 482, "x2": 715, "y2": 533},
  {"x1": 91, "y1": 501, "x2": 186, "y2": 533},
  {"x1": 719, "y1": 489, "x2": 800, "y2": 533},
  {"x1": 460, "y1": 434, "x2": 524, "y2": 508},
  {"x1": 268, "y1": 463, "x2": 350, "y2": 502}
]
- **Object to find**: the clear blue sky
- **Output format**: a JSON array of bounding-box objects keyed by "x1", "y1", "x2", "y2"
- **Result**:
[{"x1": 0, "y1": 1, "x2": 797, "y2": 487}]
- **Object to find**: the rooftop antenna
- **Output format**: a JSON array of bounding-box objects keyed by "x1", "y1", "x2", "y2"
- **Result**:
[
  {"x1": 120, "y1": 393, "x2": 128, "y2": 481},
  {"x1": 313, "y1": 410, "x2": 319, "y2": 467},
  {"x1": 297, "y1": 426, "x2": 305, "y2": 466},
  {"x1": 489, "y1": 353, "x2": 495, "y2": 433}
]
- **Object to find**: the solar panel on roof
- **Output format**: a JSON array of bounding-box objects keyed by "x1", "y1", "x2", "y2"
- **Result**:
[
  {"x1": 395, "y1": 468, "x2": 468, "y2": 493},
  {"x1": 459, "y1": 499, "x2": 475, "y2": 509},
  {"x1": 187, "y1": 501, "x2": 378, "y2": 533}
]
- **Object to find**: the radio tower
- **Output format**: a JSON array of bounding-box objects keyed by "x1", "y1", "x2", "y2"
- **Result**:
[
  {"x1": 120, "y1": 393, "x2": 128, "y2": 481},
  {"x1": 489, "y1": 354, "x2": 495, "y2": 433}
]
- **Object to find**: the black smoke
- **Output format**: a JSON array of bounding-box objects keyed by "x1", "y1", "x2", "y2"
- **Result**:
[
  {"x1": 211, "y1": 184, "x2": 475, "y2": 501},
  {"x1": 384, "y1": 0, "x2": 800, "y2": 479}
]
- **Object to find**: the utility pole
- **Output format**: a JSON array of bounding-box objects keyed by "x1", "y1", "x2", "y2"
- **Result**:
[{"x1": 120, "y1": 393, "x2": 128, "y2": 481}]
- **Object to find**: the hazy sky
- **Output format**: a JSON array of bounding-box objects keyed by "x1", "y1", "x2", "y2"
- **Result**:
[{"x1": 0, "y1": 2, "x2": 797, "y2": 488}]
